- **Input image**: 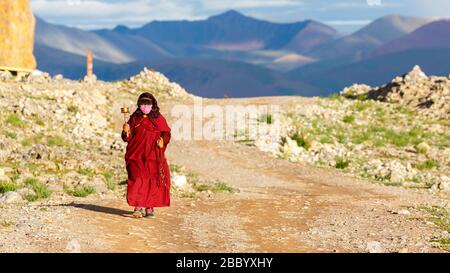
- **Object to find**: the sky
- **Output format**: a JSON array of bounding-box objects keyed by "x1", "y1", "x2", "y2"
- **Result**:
[{"x1": 30, "y1": 0, "x2": 450, "y2": 34}]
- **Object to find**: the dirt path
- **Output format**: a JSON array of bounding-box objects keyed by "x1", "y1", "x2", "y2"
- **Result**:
[
  {"x1": 1, "y1": 96, "x2": 448, "y2": 253},
  {"x1": 53, "y1": 137, "x2": 447, "y2": 253}
]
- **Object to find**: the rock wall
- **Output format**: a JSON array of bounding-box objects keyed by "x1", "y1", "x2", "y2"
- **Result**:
[{"x1": 0, "y1": 0, "x2": 36, "y2": 71}]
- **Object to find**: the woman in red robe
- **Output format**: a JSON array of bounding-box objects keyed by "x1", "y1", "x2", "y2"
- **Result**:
[{"x1": 121, "y1": 92, "x2": 171, "y2": 218}]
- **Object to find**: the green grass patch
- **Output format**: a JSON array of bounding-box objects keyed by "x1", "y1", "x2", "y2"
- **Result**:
[
  {"x1": 6, "y1": 113, "x2": 25, "y2": 127},
  {"x1": 259, "y1": 113, "x2": 273, "y2": 124},
  {"x1": 1, "y1": 220, "x2": 15, "y2": 228},
  {"x1": 356, "y1": 93, "x2": 369, "y2": 101},
  {"x1": 319, "y1": 135, "x2": 334, "y2": 144},
  {"x1": 64, "y1": 185, "x2": 96, "y2": 197},
  {"x1": 35, "y1": 118, "x2": 45, "y2": 127},
  {"x1": 343, "y1": 115, "x2": 355, "y2": 124},
  {"x1": 77, "y1": 168, "x2": 95, "y2": 177},
  {"x1": 26, "y1": 162, "x2": 39, "y2": 175},
  {"x1": 417, "y1": 205, "x2": 450, "y2": 233},
  {"x1": 335, "y1": 158, "x2": 350, "y2": 169},
  {"x1": 290, "y1": 132, "x2": 311, "y2": 150},
  {"x1": 21, "y1": 138, "x2": 33, "y2": 147},
  {"x1": 169, "y1": 163, "x2": 184, "y2": 173},
  {"x1": 4, "y1": 131, "x2": 17, "y2": 139},
  {"x1": 193, "y1": 181, "x2": 234, "y2": 193},
  {"x1": 24, "y1": 178, "x2": 51, "y2": 201},
  {"x1": 47, "y1": 135, "x2": 66, "y2": 147},
  {"x1": 431, "y1": 238, "x2": 450, "y2": 248},
  {"x1": 416, "y1": 160, "x2": 438, "y2": 170},
  {"x1": 67, "y1": 105, "x2": 79, "y2": 113},
  {"x1": 102, "y1": 171, "x2": 116, "y2": 191},
  {"x1": 0, "y1": 181, "x2": 20, "y2": 194},
  {"x1": 354, "y1": 101, "x2": 371, "y2": 112},
  {"x1": 351, "y1": 130, "x2": 370, "y2": 144}
]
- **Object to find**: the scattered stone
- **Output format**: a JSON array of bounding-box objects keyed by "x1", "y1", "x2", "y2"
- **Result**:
[
  {"x1": 172, "y1": 174, "x2": 187, "y2": 188},
  {"x1": 83, "y1": 74, "x2": 97, "y2": 83},
  {"x1": 0, "y1": 191, "x2": 23, "y2": 204},
  {"x1": 366, "y1": 241, "x2": 384, "y2": 253},
  {"x1": 340, "y1": 84, "x2": 372, "y2": 98},
  {"x1": 53, "y1": 74, "x2": 64, "y2": 81}
]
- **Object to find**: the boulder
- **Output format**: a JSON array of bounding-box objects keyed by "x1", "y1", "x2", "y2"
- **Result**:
[
  {"x1": 172, "y1": 174, "x2": 187, "y2": 188},
  {"x1": 0, "y1": 0, "x2": 36, "y2": 71},
  {"x1": 0, "y1": 191, "x2": 23, "y2": 204}
]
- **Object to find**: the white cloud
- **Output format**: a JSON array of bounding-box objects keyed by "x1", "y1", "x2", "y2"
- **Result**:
[{"x1": 30, "y1": 0, "x2": 303, "y2": 27}]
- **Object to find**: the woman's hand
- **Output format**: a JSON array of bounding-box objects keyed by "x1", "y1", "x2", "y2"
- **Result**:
[
  {"x1": 123, "y1": 123, "x2": 131, "y2": 135},
  {"x1": 157, "y1": 137, "x2": 164, "y2": 148}
]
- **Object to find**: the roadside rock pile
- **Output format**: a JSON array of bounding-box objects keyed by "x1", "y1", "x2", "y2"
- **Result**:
[{"x1": 341, "y1": 66, "x2": 450, "y2": 119}]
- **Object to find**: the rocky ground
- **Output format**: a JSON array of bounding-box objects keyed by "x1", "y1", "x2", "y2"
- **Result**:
[
  {"x1": 0, "y1": 67, "x2": 448, "y2": 253},
  {"x1": 253, "y1": 66, "x2": 449, "y2": 192}
]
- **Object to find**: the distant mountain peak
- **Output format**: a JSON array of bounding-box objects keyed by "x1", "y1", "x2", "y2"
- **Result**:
[
  {"x1": 113, "y1": 25, "x2": 131, "y2": 33},
  {"x1": 208, "y1": 9, "x2": 248, "y2": 21}
]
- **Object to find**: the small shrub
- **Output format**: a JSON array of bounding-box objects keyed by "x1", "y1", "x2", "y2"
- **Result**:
[
  {"x1": 170, "y1": 164, "x2": 184, "y2": 173},
  {"x1": 6, "y1": 113, "x2": 25, "y2": 127},
  {"x1": 66, "y1": 185, "x2": 96, "y2": 197},
  {"x1": 416, "y1": 160, "x2": 438, "y2": 170},
  {"x1": 78, "y1": 168, "x2": 94, "y2": 177},
  {"x1": 335, "y1": 158, "x2": 350, "y2": 169},
  {"x1": 24, "y1": 178, "x2": 51, "y2": 200},
  {"x1": 35, "y1": 118, "x2": 45, "y2": 127},
  {"x1": 259, "y1": 113, "x2": 273, "y2": 124},
  {"x1": 0, "y1": 181, "x2": 20, "y2": 194},
  {"x1": 67, "y1": 105, "x2": 79, "y2": 113},
  {"x1": 355, "y1": 101, "x2": 370, "y2": 112},
  {"x1": 21, "y1": 138, "x2": 33, "y2": 147},
  {"x1": 102, "y1": 171, "x2": 116, "y2": 191},
  {"x1": 343, "y1": 115, "x2": 355, "y2": 124},
  {"x1": 4, "y1": 131, "x2": 17, "y2": 139},
  {"x1": 291, "y1": 132, "x2": 311, "y2": 150},
  {"x1": 320, "y1": 135, "x2": 333, "y2": 144},
  {"x1": 47, "y1": 135, "x2": 66, "y2": 147},
  {"x1": 356, "y1": 93, "x2": 369, "y2": 101},
  {"x1": 193, "y1": 181, "x2": 234, "y2": 193}
]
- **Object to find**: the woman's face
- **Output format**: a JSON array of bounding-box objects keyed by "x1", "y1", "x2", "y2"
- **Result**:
[{"x1": 139, "y1": 103, "x2": 153, "y2": 114}]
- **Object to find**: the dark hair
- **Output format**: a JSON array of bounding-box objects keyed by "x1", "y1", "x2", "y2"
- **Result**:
[{"x1": 134, "y1": 92, "x2": 160, "y2": 118}]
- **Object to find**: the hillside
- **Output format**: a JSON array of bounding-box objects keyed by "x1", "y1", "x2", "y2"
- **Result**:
[
  {"x1": 372, "y1": 20, "x2": 450, "y2": 56},
  {"x1": 288, "y1": 48, "x2": 450, "y2": 94}
]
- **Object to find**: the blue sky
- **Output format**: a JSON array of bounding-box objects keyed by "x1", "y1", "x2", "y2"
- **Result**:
[{"x1": 30, "y1": 0, "x2": 450, "y2": 33}]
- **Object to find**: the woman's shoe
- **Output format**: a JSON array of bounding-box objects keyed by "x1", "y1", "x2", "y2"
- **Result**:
[
  {"x1": 132, "y1": 208, "x2": 144, "y2": 218},
  {"x1": 144, "y1": 208, "x2": 154, "y2": 218}
]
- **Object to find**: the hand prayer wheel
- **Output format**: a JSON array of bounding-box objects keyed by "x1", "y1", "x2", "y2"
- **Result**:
[{"x1": 121, "y1": 107, "x2": 129, "y2": 122}]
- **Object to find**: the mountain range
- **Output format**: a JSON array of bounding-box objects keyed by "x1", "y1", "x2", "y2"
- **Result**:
[{"x1": 34, "y1": 10, "x2": 450, "y2": 97}]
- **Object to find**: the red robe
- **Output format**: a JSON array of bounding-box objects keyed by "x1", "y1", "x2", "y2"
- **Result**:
[{"x1": 121, "y1": 111, "x2": 171, "y2": 208}]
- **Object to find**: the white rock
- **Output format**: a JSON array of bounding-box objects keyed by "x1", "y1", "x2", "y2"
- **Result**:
[
  {"x1": 366, "y1": 241, "x2": 384, "y2": 253},
  {"x1": 0, "y1": 191, "x2": 23, "y2": 204},
  {"x1": 397, "y1": 209, "x2": 411, "y2": 215},
  {"x1": 438, "y1": 181, "x2": 450, "y2": 192},
  {"x1": 172, "y1": 174, "x2": 187, "y2": 188},
  {"x1": 0, "y1": 173, "x2": 11, "y2": 183}
]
